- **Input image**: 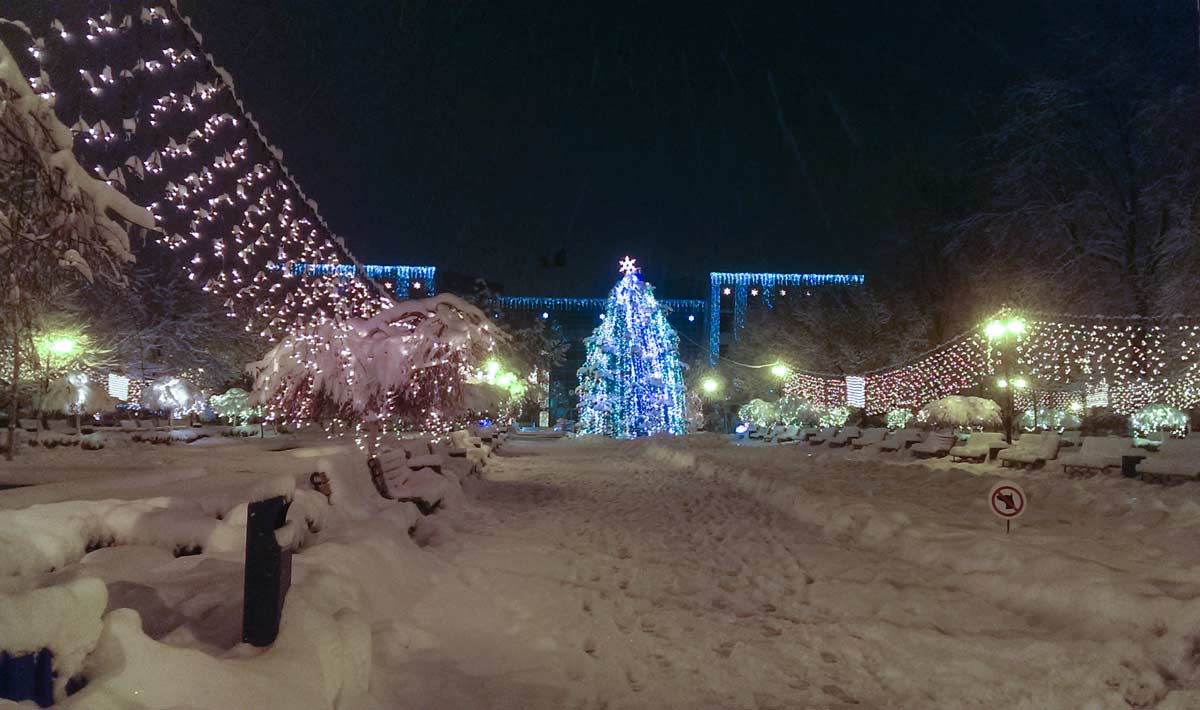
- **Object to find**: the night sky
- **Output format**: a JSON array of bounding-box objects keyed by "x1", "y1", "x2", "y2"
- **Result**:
[{"x1": 170, "y1": 1, "x2": 1161, "y2": 296}]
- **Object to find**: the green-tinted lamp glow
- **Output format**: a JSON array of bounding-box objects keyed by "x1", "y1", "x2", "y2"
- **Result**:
[
  {"x1": 1006, "y1": 318, "x2": 1027, "y2": 335},
  {"x1": 701, "y1": 377, "x2": 720, "y2": 394},
  {"x1": 997, "y1": 378, "x2": 1008, "y2": 389},
  {"x1": 48, "y1": 337, "x2": 78, "y2": 356},
  {"x1": 485, "y1": 359, "x2": 501, "y2": 377},
  {"x1": 770, "y1": 363, "x2": 790, "y2": 378},
  {"x1": 1012, "y1": 377, "x2": 1028, "y2": 389},
  {"x1": 984, "y1": 320, "x2": 1006, "y2": 339}
]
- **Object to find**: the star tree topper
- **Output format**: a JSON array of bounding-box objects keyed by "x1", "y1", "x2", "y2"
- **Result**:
[{"x1": 618, "y1": 256, "x2": 639, "y2": 275}]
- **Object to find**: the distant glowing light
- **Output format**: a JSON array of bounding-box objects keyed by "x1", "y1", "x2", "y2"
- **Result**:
[
  {"x1": 770, "y1": 363, "x2": 790, "y2": 378},
  {"x1": 541, "y1": 312, "x2": 549, "y2": 319},
  {"x1": 750, "y1": 288, "x2": 759, "y2": 296},
  {"x1": 412, "y1": 280, "x2": 422, "y2": 290},
  {"x1": 997, "y1": 378, "x2": 1008, "y2": 389},
  {"x1": 735, "y1": 423, "x2": 750, "y2": 434},
  {"x1": 701, "y1": 377, "x2": 720, "y2": 394},
  {"x1": 618, "y1": 256, "x2": 638, "y2": 275},
  {"x1": 1012, "y1": 377, "x2": 1029, "y2": 389},
  {"x1": 687, "y1": 315, "x2": 695, "y2": 322}
]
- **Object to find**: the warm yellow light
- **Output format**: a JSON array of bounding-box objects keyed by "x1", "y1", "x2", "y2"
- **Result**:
[
  {"x1": 997, "y1": 378, "x2": 1008, "y2": 389},
  {"x1": 770, "y1": 363, "x2": 789, "y2": 378},
  {"x1": 1006, "y1": 318, "x2": 1026, "y2": 335},
  {"x1": 984, "y1": 320, "x2": 1006, "y2": 339},
  {"x1": 701, "y1": 377, "x2": 720, "y2": 394},
  {"x1": 1012, "y1": 377, "x2": 1028, "y2": 389}
]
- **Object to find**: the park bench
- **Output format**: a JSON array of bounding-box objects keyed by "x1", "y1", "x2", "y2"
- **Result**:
[
  {"x1": 849, "y1": 427, "x2": 887, "y2": 449},
  {"x1": 367, "y1": 447, "x2": 449, "y2": 514},
  {"x1": 827, "y1": 426, "x2": 862, "y2": 448},
  {"x1": 911, "y1": 430, "x2": 957, "y2": 458},
  {"x1": 806, "y1": 427, "x2": 838, "y2": 446},
  {"x1": 999, "y1": 432, "x2": 1061, "y2": 468},
  {"x1": 1061, "y1": 436, "x2": 1136, "y2": 478},
  {"x1": 1136, "y1": 438, "x2": 1200, "y2": 484},
  {"x1": 948, "y1": 432, "x2": 1005, "y2": 462}
]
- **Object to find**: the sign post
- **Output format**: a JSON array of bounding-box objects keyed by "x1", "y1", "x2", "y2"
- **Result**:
[{"x1": 988, "y1": 481, "x2": 1026, "y2": 534}]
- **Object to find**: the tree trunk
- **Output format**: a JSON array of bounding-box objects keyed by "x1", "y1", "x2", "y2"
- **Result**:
[
  {"x1": 75, "y1": 412, "x2": 82, "y2": 437},
  {"x1": 6, "y1": 327, "x2": 19, "y2": 461}
]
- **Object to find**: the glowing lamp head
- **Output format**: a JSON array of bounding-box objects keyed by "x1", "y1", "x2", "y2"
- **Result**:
[
  {"x1": 984, "y1": 320, "x2": 1006, "y2": 340},
  {"x1": 997, "y1": 378, "x2": 1008, "y2": 389},
  {"x1": 1012, "y1": 377, "x2": 1028, "y2": 389},
  {"x1": 485, "y1": 359, "x2": 501, "y2": 377},
  {"x1": 770, "y1": 363, "x2": 790, "y2": 379},
  {"x1": 700, "y1": 377, "x2": 720, "y2": 394},
  {"x1": 47, "y1": 337, "x2": 78, "y2": 356},
  {"x1": 1007, "y1": 318, "x2": 1026, "y2": 335},
  {"x1": 1069, "y1": 402, "x2": 1082, "y2": 413}
]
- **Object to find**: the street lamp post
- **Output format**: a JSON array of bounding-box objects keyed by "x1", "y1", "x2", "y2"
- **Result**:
[{"x1": 985, "y1": 317, "x2": 1027, "y2": 444}]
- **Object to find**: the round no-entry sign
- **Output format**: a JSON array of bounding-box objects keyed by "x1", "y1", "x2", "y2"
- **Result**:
[{"x1": 989, "y1": 481, "x2": 1026, "y2": 520}]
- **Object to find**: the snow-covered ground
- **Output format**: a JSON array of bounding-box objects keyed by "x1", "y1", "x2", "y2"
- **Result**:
[{"x1": 2, "y1": 433, "x2": 1198, "y2": 708}]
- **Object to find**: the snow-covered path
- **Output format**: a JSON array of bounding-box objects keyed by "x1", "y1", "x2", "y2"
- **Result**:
[{"x1": 372, "y1": 437, "x2": 1200, "y2": 709}]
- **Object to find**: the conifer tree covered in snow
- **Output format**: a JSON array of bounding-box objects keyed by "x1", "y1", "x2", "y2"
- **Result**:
[
  {"x1": 250, "y1": 294, "x2": 502, "y2": 450},
  {"x1": 577, "y1": 259, "x2": 687, "y2": 437},
  {"x1": 0, "y1": 37, "x2": 153, "y2": 457}
]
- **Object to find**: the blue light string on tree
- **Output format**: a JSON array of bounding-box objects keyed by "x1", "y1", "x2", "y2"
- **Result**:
[{"x1": 577, "y1": 258, "x2": 688, "y2": 437}]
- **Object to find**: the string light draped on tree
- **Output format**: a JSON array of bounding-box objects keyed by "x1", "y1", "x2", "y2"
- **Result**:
[{"x1": 577, "y1": 258, "x2": 687, "y2": 437}]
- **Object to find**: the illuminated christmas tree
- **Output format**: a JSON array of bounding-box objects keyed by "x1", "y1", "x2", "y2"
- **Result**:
[{"x1": 577, "y1": 258, "x2": 687, "y2": 437}]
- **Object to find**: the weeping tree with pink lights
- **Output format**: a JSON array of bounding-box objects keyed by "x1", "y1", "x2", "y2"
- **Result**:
[{"x1": 250, "y1": 293, "x2": 504, "y2": 453}]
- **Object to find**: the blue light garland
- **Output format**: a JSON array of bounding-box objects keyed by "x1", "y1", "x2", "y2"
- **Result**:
[
  {"x1": 293, "y1": 263, "x2": 436, "y2": 297},
  {"x1": 707, "y1": 272, "x2": 865, "y2": 363},
  {"x1": 496, "y1": 296, "x2": 704, "y2": 315}
]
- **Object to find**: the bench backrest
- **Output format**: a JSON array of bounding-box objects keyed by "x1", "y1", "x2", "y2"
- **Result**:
[
  {"x1": 964, "y1": 432, "x2": 1003, "y2": 447},
  {"x1": 838, "y1": 427, "x2": 861, "y2": 438},
  {"x1": 1011, "y1": 433, "x2": 1044, "y2": 450},
  {"x1": 858, "y1": 428, "x2": 886, "y2": 444},
  {"x1": 1158, "y1": 437, "x2": 1200, "y2": 457},
  {"x1": 1037, "y1": 433, "x2": 1061, "y2": 459},
  {"x1": 399, "y1": 440, "x2": 431, "y2": 458}
]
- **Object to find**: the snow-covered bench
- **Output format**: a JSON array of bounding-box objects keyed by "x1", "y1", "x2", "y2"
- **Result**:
[
  {"x1": 773, "y1": 425, "x2": 800, "y2": 443},
  {"x1": 397, "y1": 439, "x2": 444, "y2": 474},
  {"x1": 949, "y1": 432, "x2": 1005, "y2": 463},
  {"x1": 807, "y1": 427, "x2": 838, "y2": 446},
  {"x1": 1061, "y1": 436, "x2": 1136, "y2": 478},
  {"x1": 999, "y1": 433, "x2": 1061, "y2": 468},
  {"x1": 911, "y1": 431, "x2": 957, "y2": 458},
  {"x1": 875, "y1": 428, "x2": 924, "y2": 452},
  {"x1": 367, "y1": 448, "x2": 449, "y2": 514},
  {"x1": 850, "y1": 427, "x2": 887, "y2": 449},
  {"x1": 827, "y1": 426, "x2": 862, "y2": 448},
  {"x1": 1136, "y1": 438, "x2": 1200, "y2": 484},
  {"x1": 1060, "y1": 430, "x2": 1082, "y2": 448}
]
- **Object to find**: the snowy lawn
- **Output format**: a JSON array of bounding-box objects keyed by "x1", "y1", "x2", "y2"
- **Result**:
[{"x1": 2, "y1": 432, "x2": 1198, "y2": 709}]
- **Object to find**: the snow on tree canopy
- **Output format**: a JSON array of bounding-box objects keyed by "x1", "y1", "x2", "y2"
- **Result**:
[
  {"x1": 250, "y1": 293, "x2": 502, "y2": 436},
  {"x1": 576, "y1": 261, "x2": 687, "y2": 437},
  {"x1": 41, "y1": 372, "x2": 118, "y2": 414},
  {"x1": 917, "y1": 395, "x2": 1002, "y2": 429},
  {"x1": 0, "y1": 36, "x2": 153, "y2": 283}
]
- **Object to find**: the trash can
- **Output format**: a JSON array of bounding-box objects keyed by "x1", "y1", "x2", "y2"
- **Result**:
[{"x1": 1120, "y1": 454, "x2": 1145, "y2": 478}]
